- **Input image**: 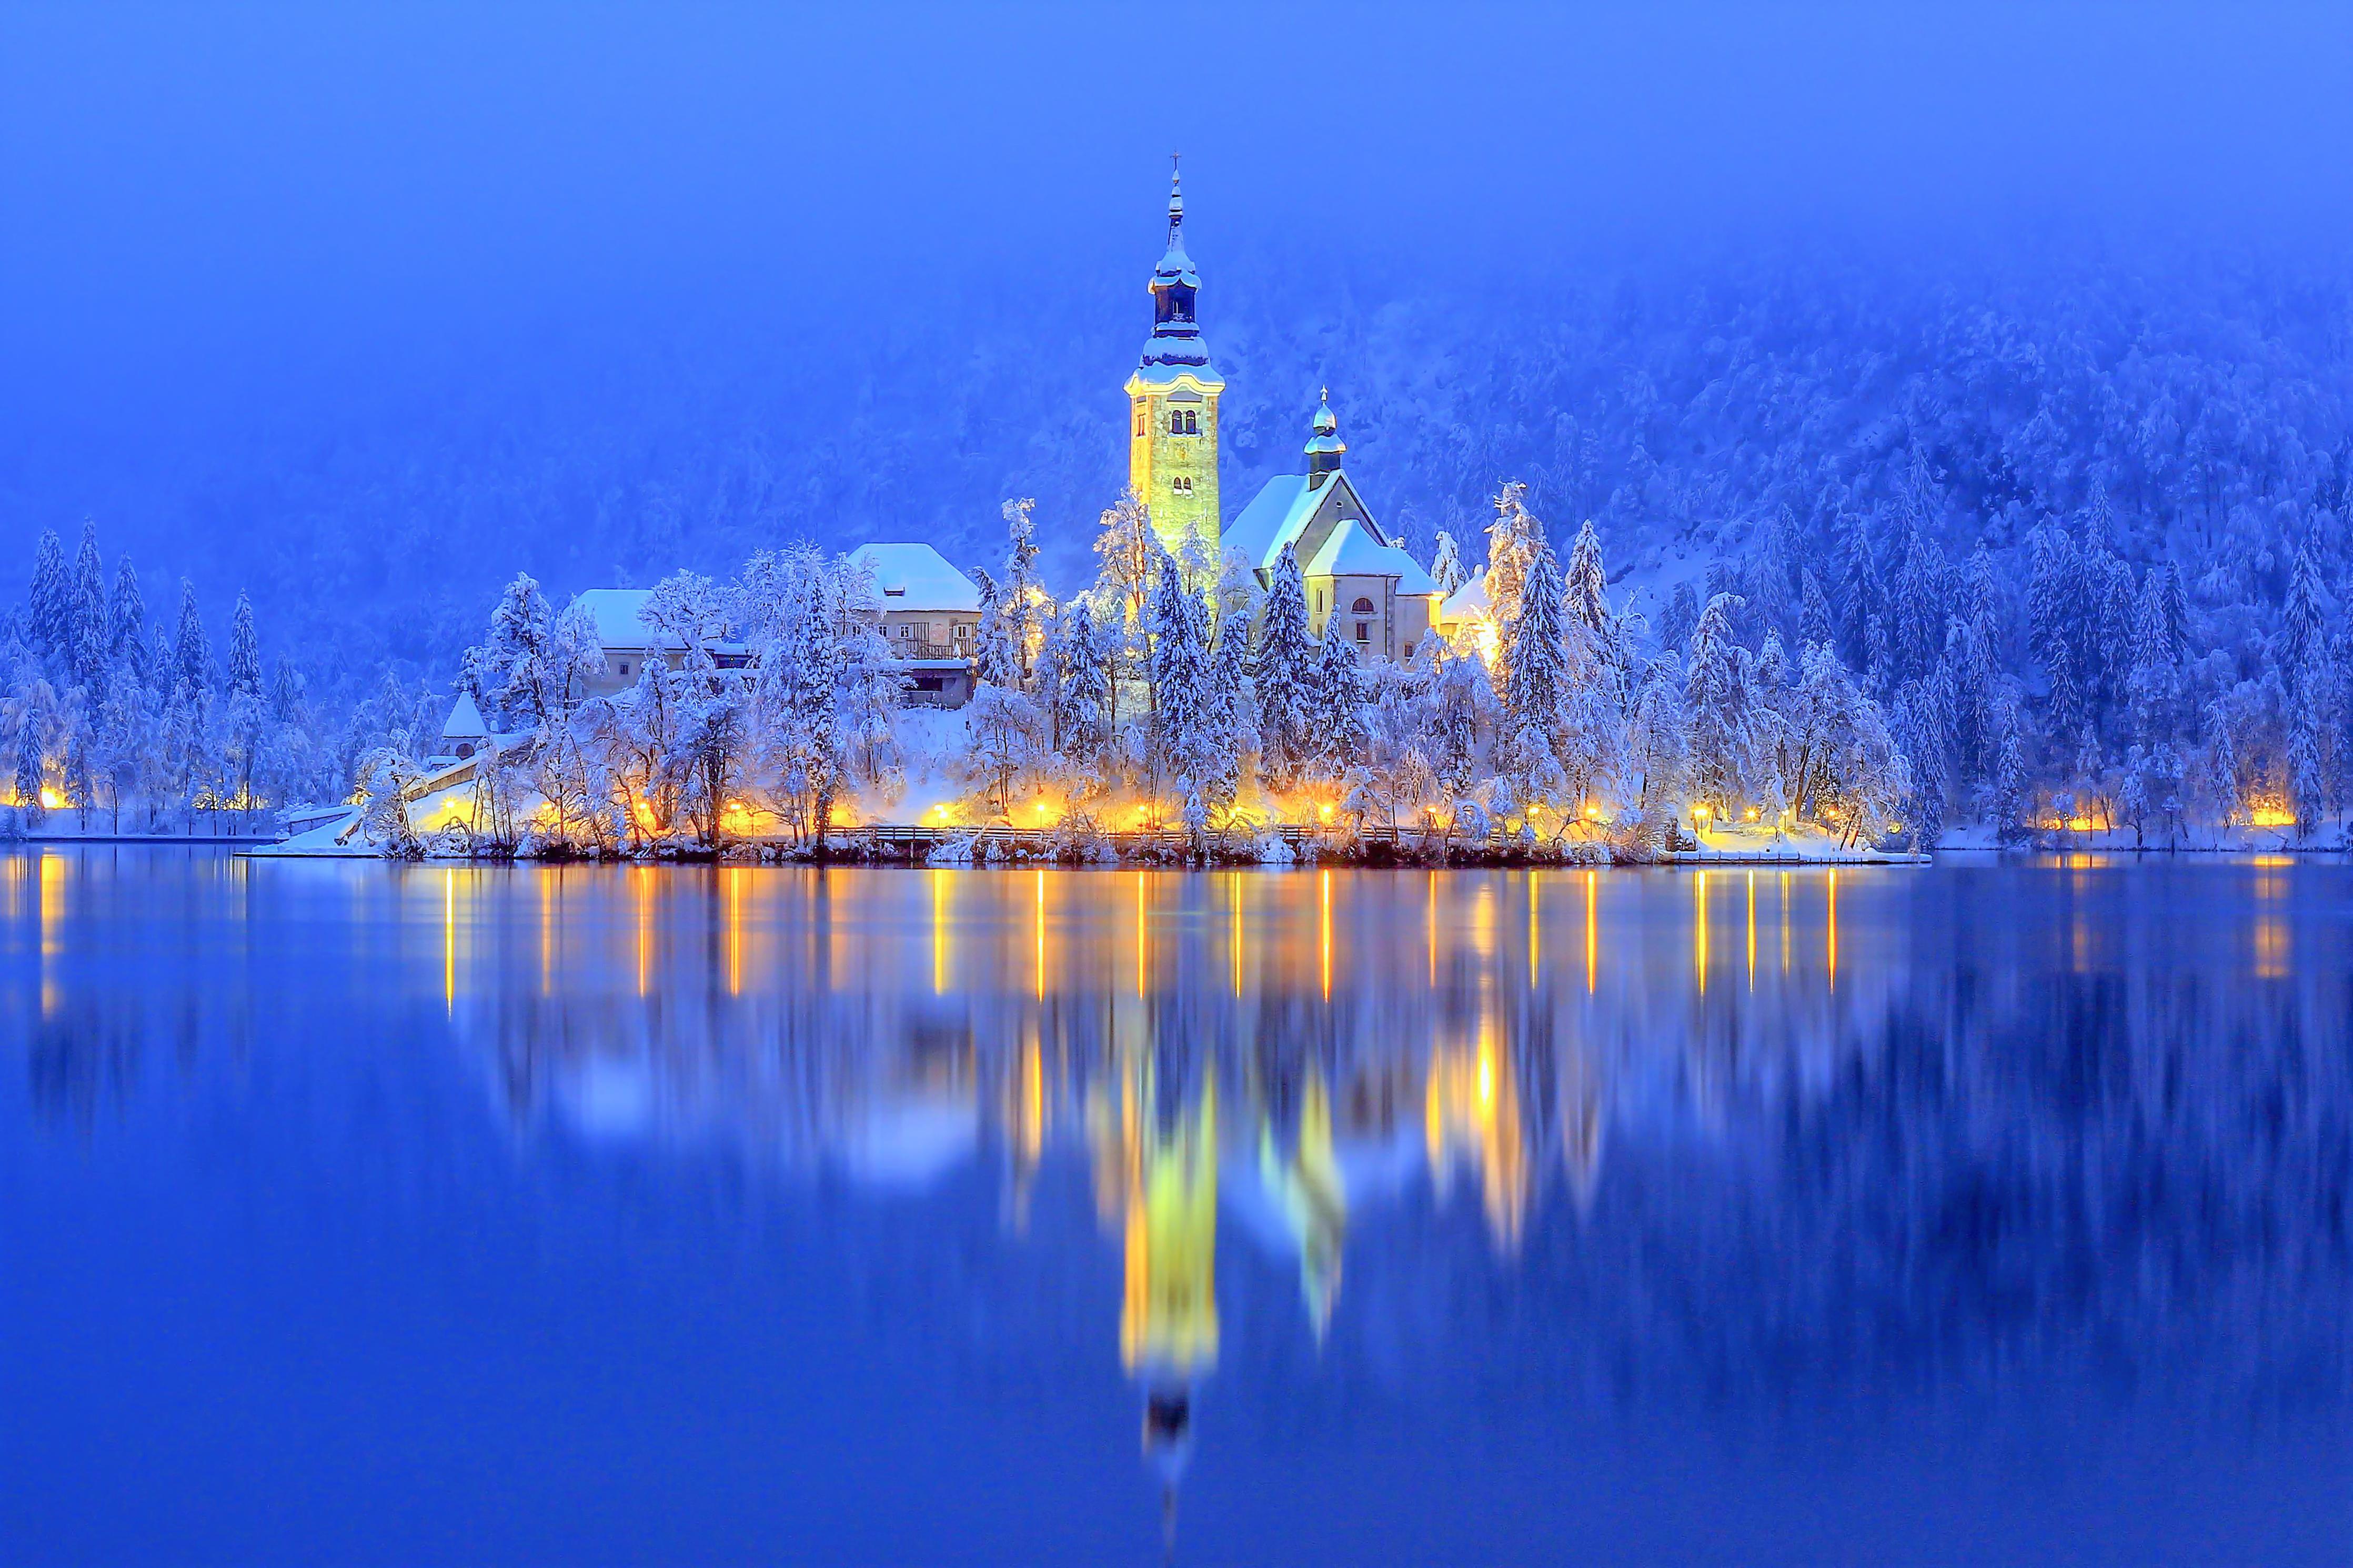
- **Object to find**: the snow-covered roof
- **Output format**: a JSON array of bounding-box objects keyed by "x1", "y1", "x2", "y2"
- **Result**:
[
  {"x1": 441, "y1": 691, "x2": 490, "y2": 739},
  {"x1": 1305, "y1": 519, "x2": 1443, "y2": 596},
  {"x1": 1440, "y1": 571, "x2": 1493, "y2": 624},
  {"x1": 569, "y1": 588, "x2": 662, "y2": 649},
  {"x1": 849, "y1": 542, "x2": 982, "y2": 612},
  {"x1": 1225, "y1": 473, "x2": 1332, "y2": 572}
]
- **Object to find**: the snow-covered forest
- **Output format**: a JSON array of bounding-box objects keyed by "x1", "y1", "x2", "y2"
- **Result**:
[{"x1": 6, "y1": 254, "x2": 2353, "y2": 851}]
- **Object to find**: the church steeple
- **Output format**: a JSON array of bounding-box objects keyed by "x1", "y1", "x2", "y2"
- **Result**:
[
  {"x1": 1124, "y1": 156, "x2": 1224, "y2": 561},
  {"x1": 1305, "y1": 388, "x2": 1346, "y2": 486}
]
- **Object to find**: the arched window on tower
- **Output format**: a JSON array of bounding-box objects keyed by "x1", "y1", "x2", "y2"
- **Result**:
[
  {"x1": 1186, "y1": 409, "x2": 1199, "y2": 434},
  {"x1": 1351, "y1": 596, "x2": 1375, "y2": 615}
]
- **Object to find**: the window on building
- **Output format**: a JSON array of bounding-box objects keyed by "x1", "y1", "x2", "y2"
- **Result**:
[
  {"x1": 1314, "y1": 589, "x2": 1324, "y2": 612},
  {"x1": 455, "y1": 742, "x2": 475, "y2": 759},
  {"x1": 1351, "y1": 596, "x2": 1375, "y2": 615},
  {"x1": 953, "y1": 622, "x2": 970, "y2": 640},
  {"x1": 1134, "y1": 409, "x2": 1145, "y2": 437},
  {"x1": 1186, "y1": 409, "x2": 1199, "y2": 434},
  {"x1": 1354, "y1": 621, "x2": 1371, "y2": 644},
  {"x1": 898, "y1": 624, "x2": 913, "y2": 638},
  {"x1": 617, "y1": 660, "x2": 631, "y2": 677},
  {"x1": 1171, "y1": 475, "x2": 1192, "y2": 496}
]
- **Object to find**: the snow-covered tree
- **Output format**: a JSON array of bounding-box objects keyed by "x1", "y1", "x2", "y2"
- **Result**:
[
  {"x1": 25, "y1": 529, "x2": 71, "y2": 671},
  {"x1": 68, "y1": 521, "x2": 107, "y2": 687},
  {"x1": 1682, "y1": 591, "x2": 1756, "y2": 815},
  {"x1": 999, "y1": 497, "x2": 1043, "y2": 688},
  {"x1": 1483, "y1": 480, "x2": 1543, "y2": 630},
  {"x1": 1253, "y1": 545, "x2": 1317, "y2": 787},
  {"x1": 1429, "y1": 529, "x2": 1469, "y2": 599},
  {"x1": 1043, "y1": 596, "x2": 1109, "y2": 763},
  {"x1": 1309, "y1": 632, "x2": 1369, "y2": 778},
  {"x1": 972, "y1": 568, "x2": 1020, "y2": 690}
]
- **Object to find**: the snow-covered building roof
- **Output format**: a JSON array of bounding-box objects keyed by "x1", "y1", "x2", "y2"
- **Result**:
[
  {"x1": 1225, "y1": 473, "x2": 1333, "y2": 573},
  {"x1": 569, "y1": 588, "x2": 663, "y2": 649},
  {"x1": 1440, "y1": 571, "x2": 1493, "y2": 626},
  {"x1": 441, "y1": 691, "x2": 490, "y2": 739},
  {"x1": 848, "y1": 542, "x2": 982, "y2": 613},
  {"x1": 1305, "y1": 519, "x2": 1443, "y2": 596}
]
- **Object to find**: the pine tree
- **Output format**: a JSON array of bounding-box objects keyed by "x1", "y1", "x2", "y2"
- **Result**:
[
  {"x1": 1483, "y1": 480, "x2": 1542, "y2": 630},
  {"x1": 69, "y1": 520, "x2": 107, "y2": 687},
  {"x1": 1253, "y1": 545, "x2": 1317, "y2": 785},
  {"x1": 26, "y1": 528, "x2": 70, "y2": 668},
  {"x1": 471, "y1": 572, "x2": 555, "y2": 726},
  {"x1": 1684, "y1": 591, "x2": 1755, "y2": 814},
  {"x1": 1833, "y1": 512, "x2": 1877, "y2": 667},
  {"x1": 1310, "y1": 631, "x2": 1369, "y2": 775},
  {"x1": 1045, "y1": 596, "x2": 1110, "y2": 762},
  {"x1": 2157, "y1": 560, "x2": 2189, "y2": 667},
  {"x1": 1501, "y1": 542, "x2": 1572, "y2": 738},
  {"x1": 173, "y1": 579, "x2": 209, "y2": 691},
  {"x1": 1000, "y1": 497, "x2": 1041, "y2": 687},
  {"x1": 972, "y1": 568, "x2": 1020, "y2": 689},
  {"x1": 1200, "y1": 613, "x2": 1255, "y2": 810},
  {"x1": 227, "y1": 592, "x2": 263, "y2": 698},
  {"x1": 1144, "y1": 552, "x2": 1211, "y2": 815},
  {"x1": 2289, "y1": 691, "x2": 2326, "y2": 841},
  {"x1": 1992, "y1": 711, "x2": 2033, "y2": 847},
  {"x1": 2283, "y1": 541, "x2": 2325, "y2": 695},
  {"x1": 109, "y1": 554, "x2": 148, "y2": 678},
  {"x1": 1798, "y1": 567, "x2": 1835, "y2": 653}
]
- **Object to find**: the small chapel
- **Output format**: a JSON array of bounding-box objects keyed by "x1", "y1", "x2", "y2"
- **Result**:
[{"x1": 1124, "y1": 165, "x2": 1442, "y2": 664}]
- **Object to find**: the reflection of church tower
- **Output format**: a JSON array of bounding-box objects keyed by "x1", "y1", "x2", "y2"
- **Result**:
[
  {"x1": 1090, "y1": 1052, "x2": 1220, "y2": 1551},
  {"x1": 1124, "y1": 157, "x2": 1224, "y2": 561}
]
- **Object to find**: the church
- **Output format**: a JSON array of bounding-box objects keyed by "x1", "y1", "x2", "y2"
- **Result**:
[{"x1": 1124, "y1": 165, "x2": 1442, "y2": 664}]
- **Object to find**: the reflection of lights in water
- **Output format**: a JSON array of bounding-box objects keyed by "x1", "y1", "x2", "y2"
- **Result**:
[
  {"x1": 1526, "y1": 874, "x2": 1538, "y2": 992},
  {"x1": 39, "y1": 851, "x2": 64, "y2": 1019},
  {"x1": 1319, "y1": 870, "x2": 1331, "y2": 1000},
  {"x1": 1826, "y1": 870, "x2": 1838, "y2": 991},
  {"x1": 1693, "y1": 871, "x2": 1708, "y2": 994},
  {"x1": 634, "y1": 868, "x2": 652, "y2": 998},
  {"x1": 1584, "y1": 869, "x2": 1597, "y2": 996},
  {"x1": 539, "y1": 870, "x2": 554, "y2": 997},
  {"x1": 1035, "y1": 870, "x2": 1046, "y2": 1000},
  {"x1": 2254, "y1": 862, "x2": 2288, "y2": 979},
  {"x1": 443, "y1": 869, "x2": 456, "y2": 1014},
  {"x1": 931, "y1": 870, "x2": 949, "y2": 994},
  {"x1": 1746, "y1": 870, "x2": 1756, "y2": 990},
  {"x1": 1138, "y1": 872, "x2": 1149, "y2": 999},
  {"x1": 727, "y1": 868, "x2": 745, "y2": 998}
]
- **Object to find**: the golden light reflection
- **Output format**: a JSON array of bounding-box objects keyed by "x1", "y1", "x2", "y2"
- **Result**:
[
  {"x1": 931, "y1": 870, "x2": 949, "y2": 994},
  {"x1": 539, "y1": 870, "x2": 554, "y2": 997},
  {"x1": 443, "y1": 868, "x2": 456, "y2": 1014},
  {"x1": 1319, "y1": 869, "x2": 1332, "y2": 1000},
  {"x1": 39, "y1": 851, "x2": 64, "y2": 1020},
  {"x1": 1035, "y1": 869, "x2": 1047, "y2": 1000},
  {"x1": 1233, "y1": 873, "x2": 1246, "y2": 999},
  {"x1": 1526, "y1": 874, "x2": 1538, "y2": 993},
  {"x1": 634, "y1": 867, "x2": 652, "y2": 998},
  {"x1": 727, "y1": 867, "x2": 746, "y2": 997},
  {"x1": 1425, "y1": 1016, "x2": 1529, "y2": 1249},
  {"x1": 1826, "y1": 870, "x2": 1838, "y2": 991},
  {"x1": 1694, "y1": 871, "x2": 1708, "y2": 994},
  {"x1": 2254, "y1": 862, "x2": 2288, "y2": 979},
  {"x1": 1138, "y1": 871, "x2": 1149, "y2": 999},
  {"x1": 1426, "y1": 873, "x2": 1437, "y2": 989},
  {"x1": 1584, "y1": 869, "x2": 1597, "y2": 995},
  {"x1": 1746, "y1": 870, "x2": 1756, "y2": 991}
]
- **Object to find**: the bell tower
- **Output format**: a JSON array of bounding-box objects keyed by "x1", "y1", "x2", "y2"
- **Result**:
[{"x1": 1123, "y1": 157, "x2": 1223, "y2": 562}]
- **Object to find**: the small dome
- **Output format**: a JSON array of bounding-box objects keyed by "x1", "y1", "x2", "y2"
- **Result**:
[{"x1": 1304, "y1": 389, "x2": 1345, "y2": 460}]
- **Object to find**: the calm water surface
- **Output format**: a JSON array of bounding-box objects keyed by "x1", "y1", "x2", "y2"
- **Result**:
[{"x1": 2, "y1": 850, "x2": 2348, "y2": 1565}]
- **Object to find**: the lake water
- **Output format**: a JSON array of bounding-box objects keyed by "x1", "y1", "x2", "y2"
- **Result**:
[{"x1": 2, "y1": 850, "x2": 2347, "y2": 1565}]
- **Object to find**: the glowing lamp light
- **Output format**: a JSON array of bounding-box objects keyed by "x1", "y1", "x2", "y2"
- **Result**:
[
  {"x1": 1584, "y1": 804, "x2": 1603, "y2": 821},
  {"x1": 1692, "y1": 804, "x2": 1711, "y2": 821},
  {"x1": 37, "y1": 787, "x2": 63, "y2": 810},
  {"x1": 1318, "y1": 804, "x2": 1334, "y2": 822},
  {"x1": 1743, "y1": 806, "x2": 1758, "y2": 821}
]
